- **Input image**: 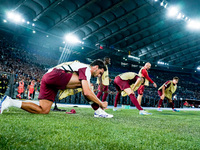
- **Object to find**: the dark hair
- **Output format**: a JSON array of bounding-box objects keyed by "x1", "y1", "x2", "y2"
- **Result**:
[
  {"x1": 104, "y1": 56, "x2": 110, "y2": 60},
  {"x1": 90, "y1": 59, "x2": 107, "y2": 71},
  {"x1": 173, "y1": 76, "x2": 179, "y2": 80}
]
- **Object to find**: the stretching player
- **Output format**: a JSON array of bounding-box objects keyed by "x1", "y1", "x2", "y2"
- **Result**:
[
  {"x1": 137, "y1": 62, "x2": 157, "y2": 105},
  {"x1": 0, "y1": 60, "x2": 113, "y2": 118},
  {"x1": 96, "y1": 56, "x2": 111, "y2": 102},
  {"x1": 113, "y1": 72, "x2": 151, "y2": 115},
  {"x1": 157, "y1": 77, "x2": 179, "y2": 112}
]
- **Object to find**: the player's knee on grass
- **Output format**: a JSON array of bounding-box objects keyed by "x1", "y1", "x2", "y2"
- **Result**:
[
  {"x1": 41, "y1": 109, "x2": 51, "y2": 114},
  {"x1": 39, "y1": 100, "x2": 53, "y2": 114}
]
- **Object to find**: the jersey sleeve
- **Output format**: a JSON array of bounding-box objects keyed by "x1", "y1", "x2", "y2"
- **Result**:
[
  {"x1": 141, "y1": 69, "x2": 154, "y2": 84},
  {"x1": 164, "y1": 81, "x2": 171, "y2": 87},
  {"x1": 78, "y1": 67, "x2": 91, "y2": 82}
]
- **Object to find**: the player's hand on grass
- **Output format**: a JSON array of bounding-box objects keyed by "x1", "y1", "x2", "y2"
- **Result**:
[{"x1": 101, "y1": 101, "x2": 108, "y2": 109}]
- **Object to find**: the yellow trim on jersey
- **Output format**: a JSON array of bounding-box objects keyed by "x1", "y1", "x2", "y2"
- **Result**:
[{"x1": 97, "y1": 65, "x2": 109, "y2": 85}]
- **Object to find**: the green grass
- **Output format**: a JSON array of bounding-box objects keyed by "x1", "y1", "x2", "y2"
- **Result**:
[{"x1": 0, "y1": 107, "x2": 200, "y2": 150}]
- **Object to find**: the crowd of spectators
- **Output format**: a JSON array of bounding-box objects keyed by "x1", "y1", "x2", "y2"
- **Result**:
[{"x1": 0, "y1": 34, "x2": 47, "y2": 98}]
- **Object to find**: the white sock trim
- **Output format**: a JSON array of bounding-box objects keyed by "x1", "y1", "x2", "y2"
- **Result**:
[{"x1": 11, "y1": 100, "x2": 22, "y2": 108}]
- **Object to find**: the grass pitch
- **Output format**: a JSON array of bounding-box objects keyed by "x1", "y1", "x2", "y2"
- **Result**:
[{"x1": 0, "y1": 107, "x2": 199, "y2": 150}]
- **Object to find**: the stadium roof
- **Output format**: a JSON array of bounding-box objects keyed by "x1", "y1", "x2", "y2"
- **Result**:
[{"x1": 0, "y1": 0, "x2": 200, "y2": 69}]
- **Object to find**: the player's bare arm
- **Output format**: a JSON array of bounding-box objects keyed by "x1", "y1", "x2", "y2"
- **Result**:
[
  {"x1": 131, "y1": 77, "x2": 142, "y2": 92},
  {"x1": 81, "y1": 80, "x2": 108, "y2": 109}
]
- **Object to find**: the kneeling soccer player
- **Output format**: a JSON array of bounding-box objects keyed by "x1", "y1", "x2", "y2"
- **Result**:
[
  {"x1": 113, "y1": 72, "x2": 152, "y2": 115},
  {"x1": 0, "y1": 60, "x2": 113, "y2": 118},
  {"x1": 157, "y1": 77, "x2": 179, "y2": 112}
]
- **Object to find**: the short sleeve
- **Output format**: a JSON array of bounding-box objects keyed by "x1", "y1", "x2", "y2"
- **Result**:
[
  {"x1": 78, "y1": 67, "x2": 91, "y2": 82},
  {"x1": 78, "y1": 67, "x2": 87, "y2": 81}
]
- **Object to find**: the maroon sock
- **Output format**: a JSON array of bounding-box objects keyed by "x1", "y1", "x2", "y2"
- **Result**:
[
  {"x1": 97, "y1": 91, "x2": 102, "y2": 99},
  {"x1": 102, "y1": 93, "x2": 108, "y2": 102},
  {"x1": 158, "y1": 99, "x2": 163, "y2": 108},
  {"x1": 129, "y1": 93, "x2": 143, "y2": 110},
  {"x1": 169, "y1": 102, "x2": 174, "y2": 109},
  {"x1": 114, "y1": 92, "x2": 121, "y2": 107},
  {"x1": 91, "y1": 102, "x2": 100, "y2": 110}
]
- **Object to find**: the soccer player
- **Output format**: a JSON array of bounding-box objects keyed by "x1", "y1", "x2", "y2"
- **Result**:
[
  {"x1": 157, "y1": 77, "x2": 179, "y2": 112},
  {"x1": 0, "y1": 60, "x2": 113, "y2": 118},
  {"x1": 96, "y1": 56, "x2": 111, "y2": 102},
  {"x1": 137, "y1": 62, "x2": 157, "y2": 105},
  {"x1": 113, "y1": 72, "x2": 152, "y2": 115}
]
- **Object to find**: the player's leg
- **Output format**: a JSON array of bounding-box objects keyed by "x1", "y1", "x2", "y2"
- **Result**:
[
  {"x1": 124, "y1": 88, "x2": 143, "y2": 111},
  {"x1": 113, "y1": 77, "x2": 121, "y2": 111},
  {"x1": 102, "y1": 86, "x2": 108, "y2": 102},
  {"x1": 137, "y1": 85, "x2": 144, "y2": 105},
  {"x1": 137, "y1": 94, "x2": 143, "y2": 105},
  {"x1": 21, "y1": 100, "x2": 53, "y2": 114},
  {"x1": 167, "y1": 98, "x2": 179, "y2": 112},
  {"x1": 1, "y1": 69, "x2": 72, "y2": 114},
  {"x1": 96, "y1": 85, "x2": 103, "y2": 99},
  {"x1": 113, "y1": 91, "x2": 121, "y2": 111},
  {"x1": 0, "y1": 95, "x2": 53, "y2": 114},
  {"x1": 157, "y1": 90, "x2": 164, "y2": 111},
  {"x1": 124, "y1": 88, "x2": 151, "y2": 115}
]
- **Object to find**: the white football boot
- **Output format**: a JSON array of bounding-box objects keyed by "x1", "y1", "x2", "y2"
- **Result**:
[
  {"x1": 0, "y1": 96, "x2": 12, "y2": 114},
  {"x1": 94, "y1": 108, "x2": 113, "y2": 118},
  {"x1": 139, "y1": 110, "x2": 152, "y2": 115}
]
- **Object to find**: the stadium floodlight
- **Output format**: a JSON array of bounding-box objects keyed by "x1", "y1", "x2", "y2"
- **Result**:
[
  {"x1": 167, "y1": 7, "x2": 179, "y2": 17},
  {"x1": 154, "y1": 0, "x2": 158, "y2": 2},
  {"x1": 22, "y1": 19, "x2": 25, "y2": 23},
  {"x1": 164, "y1": 3, "x2": 168, "y2": 8},
  {"x1": 3, "y1": 19, "x2": 7, "y2": 23},
  {"x1": 187, "y1": 20, "x2": 200, "y2": 30},
  {"x1": 32, "y1": 23, "x2": 35, "y2": 26},
  {"x1": 7, "y1": 11, "x2": 15, "y2": 19},
  {"x1": 197, "y1": 66, "x2": 200, "y2": 70},
  {"x1": 160, "y1": 1, "x2": 164, "y2": 6},
  {"x1": 7, "y1": 11, "x2": 23, "y2": 23},
  {"x1": 14, "y1": 14, "x2": 22, "y2": 22},
  {"x1": 177, "y1": 13, "x2": 182, "y2": 19},
  {"x1": 33, "y1": 30, "x2": 36, "y2": 33},
  {"x1": 27, "y1": 21, "x2": 30, "y2": 24},
  {"x1": 65, "y1": 34, "x2": 81, "y2": 44},
  {"x1": 128, "y1": 55, "x2": 140, "y2": 62},
  {"x1": 158, "y1": 61, "x2": 163, "y2": 65}
]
